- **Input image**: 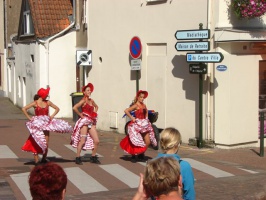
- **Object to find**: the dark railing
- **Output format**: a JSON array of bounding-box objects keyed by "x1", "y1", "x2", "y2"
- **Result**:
[{"x1": 259, "y1": 111, "x2": 265, "y2": 157}]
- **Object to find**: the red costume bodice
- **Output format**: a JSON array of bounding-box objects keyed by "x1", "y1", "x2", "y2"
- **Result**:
[
  {"x1": 135, "y1": 108, "x2": 147, "y2": 119},
  {"x1": 82, "y1": 103, "x2": 94, "y2": 116},
  {"x1": 34, "y1": 101, "x2": 49, "y2": 116}
]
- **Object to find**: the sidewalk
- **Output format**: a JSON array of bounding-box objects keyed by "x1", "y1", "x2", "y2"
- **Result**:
[{"x1": 0, "y1": 97, "x2": 266, "y2": 199}]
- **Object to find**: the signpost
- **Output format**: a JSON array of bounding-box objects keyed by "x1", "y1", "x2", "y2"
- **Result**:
[
  {"x1": 129, "y1": 36, "x2": 142, "y2": 92},
  {"x1": 186, "y1": 52, "x2": 224, "y2": 63},
  {"x1": 175, "y1": 41, "x2": 209, "y2": 51},
  {"x1": 175, "y1": 23, "x2": 225, "y2": 149}
]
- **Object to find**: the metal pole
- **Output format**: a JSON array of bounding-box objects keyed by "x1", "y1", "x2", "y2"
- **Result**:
[
  {"x1": 136, "y1": 70, "x2": 139, "y2": 93},
  {"x1": 197, "y1": 23, "x2": 203, "y2": 148},
  {"x1": 260, "y1": 112, "x2": 264, "y2": 157},
  {"x1": 76, "y1": 65, "x2": 80, "y2": 92},
  {"x1": 198, "y1": 73, "x2": 203, "y2": 148}
]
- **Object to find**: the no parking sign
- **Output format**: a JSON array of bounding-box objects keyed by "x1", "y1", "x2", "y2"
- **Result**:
[{"x1": 129, "y1": 36, "x2": 142, "y2": 59}]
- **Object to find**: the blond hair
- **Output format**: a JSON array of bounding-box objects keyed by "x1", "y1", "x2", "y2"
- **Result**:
[
  {"x1": 143, "y1": 156, "x2": 181, "y2": 197},
  {"x1": 160, "y1": 127, "x2": 182, "y2": 153}
]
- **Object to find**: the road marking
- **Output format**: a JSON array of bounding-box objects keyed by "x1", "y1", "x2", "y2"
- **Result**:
[
  {"x1": 180, "y1": 146, "x2": 214, "y2": 154},
  {"x1": 0, "y1": 145, "x2": 18, "y2": 158},
  {"x1": 65, "y1": 145, "x2": 103, "y2": 157},
  {"x1": 138, "y1": 158, "x2": 234, "y2": 178},
  {"x1": 47, "y1": 148, "x2": 61, "y2": 158},
  {"x1": 65, "y1": 167, "x2": 108, "y2": 193},
  {"x1": 10, "y1": 172, "x2": 31, "y2": 200},
  {"x1": 237, "y1": 167, "x2": 259, "y2": 174},
  {"x1": 100, "y1": 164, "x2": 139, "y2": 188},
  {"x1": 183, "y1": 158, "x2": 234, "y2": 178},
  {"x1": 138, "y1": 162, "x2": 147, "y2": 166}
]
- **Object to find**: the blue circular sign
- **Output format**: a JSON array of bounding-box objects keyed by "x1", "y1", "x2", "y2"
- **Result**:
[
  {"x1": 129, "y1": 36, "x2": 142, "y2": 59},
  {"x1": 216, "y1": 65, "x2": 227, "y2": 72}
]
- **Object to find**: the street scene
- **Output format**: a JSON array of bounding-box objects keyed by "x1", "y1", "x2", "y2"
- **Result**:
[
  {"x1": 0, "y1": 97, "x2": 266, "y2": 200},
  {"x1": 1, "y1": 0, "x2": 266, "y2": 200}
]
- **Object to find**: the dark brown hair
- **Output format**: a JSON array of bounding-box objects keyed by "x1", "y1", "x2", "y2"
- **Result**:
[{"x1": 29, "y1": 162, "x2": 67, "y2": 200}]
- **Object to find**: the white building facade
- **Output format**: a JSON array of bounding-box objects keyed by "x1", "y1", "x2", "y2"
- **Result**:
[
  {"x1": 4, "y1": 0, "x2": 266, "y2": 148},
  {"x1": 84, "y1": 0, "x2": 266, "y2": 148}
]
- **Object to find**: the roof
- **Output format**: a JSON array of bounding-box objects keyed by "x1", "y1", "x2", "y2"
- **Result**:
[{"x1": 28, "y1": 0, "x2": 73, "y2": 38}]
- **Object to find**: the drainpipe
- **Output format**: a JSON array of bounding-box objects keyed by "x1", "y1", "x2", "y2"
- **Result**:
[
  {"x1": 37, "y1": 0, "x2": 76, "y2": 88},
  {"x1": 206, "y1": 0, "x2": 213, "y2": 140}
]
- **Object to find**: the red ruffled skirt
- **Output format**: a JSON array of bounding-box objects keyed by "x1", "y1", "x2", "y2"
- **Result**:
[
  {"x1": 120, "y1": 135, "x2": 147, "y2": 155},
  {"x1": 21, "y1": 135, "x2": 43, "y2": 154}
]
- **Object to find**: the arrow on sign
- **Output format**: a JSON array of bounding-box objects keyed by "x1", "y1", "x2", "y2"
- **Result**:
[{"x1": 186, "y1": 52, "x2": 224, "y2": 63}]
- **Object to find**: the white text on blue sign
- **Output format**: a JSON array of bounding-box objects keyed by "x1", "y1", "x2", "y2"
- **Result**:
[{"x1": 186, "y1": 53, "x2": 223, "y2": 63}]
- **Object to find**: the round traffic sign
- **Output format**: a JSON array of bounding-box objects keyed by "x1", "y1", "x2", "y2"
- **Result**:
[{"x1": 129, "y1": 36, "x2": 142, "y2": 59}]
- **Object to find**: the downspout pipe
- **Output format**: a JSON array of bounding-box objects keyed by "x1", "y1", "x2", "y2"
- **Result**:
[
  {"x1": 206, "y1": 0, "x2": 212, "y2": 141},
  {"x1": 37, "y1": 0, "x2": 76, "y2": 88}
]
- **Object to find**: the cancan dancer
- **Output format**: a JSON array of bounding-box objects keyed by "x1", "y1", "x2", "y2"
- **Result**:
[
  {"x1": 21, "y1": 87, "x2": 73, "y2": 165},
  {"x1": 120, "y1": 90, "x2": 157, "y2": 162},
  {"x1": 71, "y1": 83, "x2": 100, "y2": 165}
]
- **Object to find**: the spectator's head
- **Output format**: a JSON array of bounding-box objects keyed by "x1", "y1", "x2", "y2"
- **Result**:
[
  {"x1": 160, "y1": 127, "x2": 182, "y2": 154},
  {"x1": 143, "y1": 156, "x2": 182, "y2": 198},
  {"x1": 29, "y1": 162, "x2": 67, "y2": 200}
]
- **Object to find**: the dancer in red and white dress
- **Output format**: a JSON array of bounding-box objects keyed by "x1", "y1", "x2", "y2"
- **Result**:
[
  {"x1": 120, "y1": 90, "x2": 157, "y2": 162},
  {"x1": 71, "y1": 83, "x2": 100, "y2": 165},
  {"x1": 21, "y1": 87, "x2": 73, "y2": 165}
]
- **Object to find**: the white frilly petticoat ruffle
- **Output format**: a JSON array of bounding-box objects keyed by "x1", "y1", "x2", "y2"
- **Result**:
[
  {"x1": 70, "y1": 113, "x2": 97, "y2": 150},
  {"x1": 128, "y1": 118, "x2": 157, "y2": 147},
  {"x1": 25, "y1": 115, "x2": 73, "y2": 153}
]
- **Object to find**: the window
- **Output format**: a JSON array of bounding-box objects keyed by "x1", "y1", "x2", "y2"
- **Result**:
[
  {"x1": 259, "y1": 61, "x2": 266, "y2": 109},
  {"x1": 22, "y1": 0, "x2": 34, "y2": 35}
]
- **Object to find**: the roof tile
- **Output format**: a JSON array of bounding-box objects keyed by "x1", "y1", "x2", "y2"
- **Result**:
[{"x1": 28, "y1": 0, "x2": 73, "y2": 38}]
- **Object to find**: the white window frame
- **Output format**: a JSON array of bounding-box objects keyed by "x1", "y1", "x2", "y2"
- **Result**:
[{"x1": 22, "y1": 1, "x2": 34, "y2": 35}]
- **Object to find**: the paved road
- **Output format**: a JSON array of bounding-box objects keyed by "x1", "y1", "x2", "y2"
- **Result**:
[{"x1": 0, "y1": 97, "x2": 266, "y2": 200}]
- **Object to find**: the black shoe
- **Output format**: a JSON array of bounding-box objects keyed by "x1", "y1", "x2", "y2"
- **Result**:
[
  {"x1": 34, "y1": 161, "x2": 41, "y2": 166},
  {"x1": 90, "y1": 156, "x2": 101, "y2": 164},
  {"x1": 131, "y1": 155, "x2": 137, "y2": 163},
  {"x1": 75, "y1": 157, "x2": 83, "y2": 165},
  {"x1": 138, "y1": 153, "x2": 145, "y2": 161},
  {"x1": 40, "y1": 158, "x2": 49, "y2": 164}
]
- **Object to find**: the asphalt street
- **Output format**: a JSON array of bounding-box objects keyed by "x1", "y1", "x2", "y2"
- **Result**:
[{"x1": 0, "y1": 97, "x2": 266, "y2": 200}]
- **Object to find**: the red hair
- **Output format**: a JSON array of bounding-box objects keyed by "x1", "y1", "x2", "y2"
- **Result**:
[{"x1": 29, "y1": 162, "x2": 67, "y2": 200}]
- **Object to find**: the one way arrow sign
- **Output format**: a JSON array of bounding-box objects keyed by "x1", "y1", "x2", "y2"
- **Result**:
[{"x1": 186, "y1": 52, "x2": 224, "y2": 63}]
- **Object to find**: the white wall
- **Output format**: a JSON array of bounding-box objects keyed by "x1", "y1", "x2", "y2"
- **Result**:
[
  {"x1": 214, "y1": 43, "x2": 262, "y2": 146},
  {"x1": 11, "y1": 32, "x2": 76, "y2": 118},
  {"x1": 87, "y1": 0, "x2": 208, "y2": 143},
  {"x1": 0, "y1": 2, "x2": 4, "y2": 92},
  {"x1": 49, "y1": 32, "x2": 76, "y2": 118}
]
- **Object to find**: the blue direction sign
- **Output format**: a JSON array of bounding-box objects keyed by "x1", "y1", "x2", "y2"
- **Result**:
[
  {"x1": 175, "y1": 29, "x2": 210, "y2": 40},
  {"x1": 186, "y1": 52, "x2": 224, "y2": 63},
  {"x1": 175, "y1": 41, "x2": 210, "y2": 51}
]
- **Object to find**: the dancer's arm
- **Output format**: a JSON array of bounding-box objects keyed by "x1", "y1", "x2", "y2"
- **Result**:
[
  {"x1": 22, "y1": 101, "x2": 36, "y2": 120},
  {"x1": 73, "y1": 98, "x2": 86, "y2": 118},
  {"x1": 48, "y1": 101, "x2": 60, "y2": 119},
  {"x1": 91, "y1": 99, "x2": 98, "y2": 112},
  {"x1": 124, "y1": 104, "x2": 138, "y2": 122}
]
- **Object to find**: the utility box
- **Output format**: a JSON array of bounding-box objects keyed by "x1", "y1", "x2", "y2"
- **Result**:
[{"x1": 70, "y1": 92, "x2": 83, "y2": 122}]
